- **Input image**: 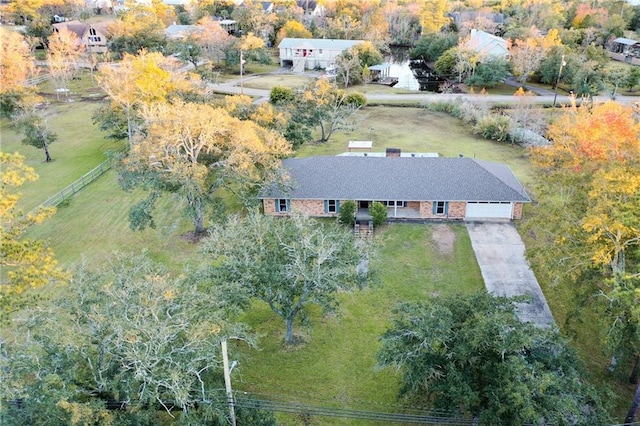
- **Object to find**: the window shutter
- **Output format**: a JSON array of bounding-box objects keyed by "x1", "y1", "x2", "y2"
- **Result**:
[
  {"x1": 432, "y1": 202, "x2": 437, "y2": 214},
  {"x1": 286, "y1": 199, "x2": 290, "y2": 211},
  {"x1": 324, "y1": 200, "x2": 328, "y2": 213},
  {"x1": 275, "y1": 199, "x2": 279, "y2": 212},
  {"x1": 445, "y1": 202, "x2": 449, "y2": 215},
  {"x1": 336, "y1": 200, "x2": 340, "y2": 213}
]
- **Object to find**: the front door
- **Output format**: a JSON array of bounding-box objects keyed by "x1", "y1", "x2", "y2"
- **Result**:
[{"x1": 359, "y1": 201, "x2": 369, "y2": 209}]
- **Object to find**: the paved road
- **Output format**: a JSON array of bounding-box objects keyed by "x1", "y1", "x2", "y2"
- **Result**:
[
  {"x1": 466, "y1": 221, "x2": 556, "y2": 328},
  {"x1": 208, "y1": 74, "x2": 640, "y2": 106}
]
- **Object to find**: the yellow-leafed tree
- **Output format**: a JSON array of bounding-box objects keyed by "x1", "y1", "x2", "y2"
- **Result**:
[
  {"x1": 509, "y1": 28, "x2": 561, "y2": 84},
  {"x1": 0, "y1": 152, "x2": 66, "y2": 320},
  {"x1": 0, "y1": 28, "x2": 36, "y2": 117},
  {"x1": 419, "y1": 0, "x2": 450, "y2": 34},
  {"x1": 96, "y1": 50, "x2": 202, "y2": 146},
  {"x1": 121, "y1": 100, "x2": 292, "y2": 234},
  {"x1": 527, "y1": 100, "x2": 640, "y2": 384},
  {"x1": 47, "y1": 28, "x2": 83, "y2": 100}
]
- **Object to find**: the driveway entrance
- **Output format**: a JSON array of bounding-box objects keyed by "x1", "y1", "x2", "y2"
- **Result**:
[{"x1": 466, "y1": 221, "x2": 555, "y2": 328}]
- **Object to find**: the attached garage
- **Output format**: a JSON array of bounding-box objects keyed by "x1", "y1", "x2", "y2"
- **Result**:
[{"x1": 465, "y1": 202, "x2": 513, "y2": 219}]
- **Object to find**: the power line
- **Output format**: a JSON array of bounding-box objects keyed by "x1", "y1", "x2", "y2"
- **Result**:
[{"x1": 234, "y1": 396, "x2": 473, "y2": 425}]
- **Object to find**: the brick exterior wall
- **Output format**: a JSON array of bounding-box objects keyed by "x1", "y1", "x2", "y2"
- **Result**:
[
  {"x1": 512, "y1": 202, "x2": 523, "y2": 219},
  {"x1": 264, "y1": 199, "x2": 525, "y2": 220},
  {"x1": 262, "y1": 199, "x2": 338, "y2": 217},
  {"x1": 448, "y1": 202, "x2": 466, "y2": 218},
  {"x1": 418, "y1": 201, "x2": 466, "y2": 219}
]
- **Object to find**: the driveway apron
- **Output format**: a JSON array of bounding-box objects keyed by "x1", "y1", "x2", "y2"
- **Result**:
[{"x1": 466, "y1": 221, "x2": 555, "y2": 328}]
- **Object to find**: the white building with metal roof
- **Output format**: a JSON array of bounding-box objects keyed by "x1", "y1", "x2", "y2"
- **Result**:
[{"x1": 278, "y1": 38, "x2": 364, "y2": 72}]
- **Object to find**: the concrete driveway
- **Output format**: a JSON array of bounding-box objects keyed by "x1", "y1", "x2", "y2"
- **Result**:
[{"x1": 466, "y1": 221, "x2": 556, "y2": 328}]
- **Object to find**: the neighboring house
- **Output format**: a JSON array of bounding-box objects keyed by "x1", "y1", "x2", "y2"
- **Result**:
[
  {"x1": 464, "y1": 28, "x2": 509, "y2": 60},
  {"x1": 297, "y1": 0, "x2": 324, "y2": 16},
  {"x1": 609, "y1": 37, "x2": 640, "y2": 65},
  {"x1": 278, "y1": 37, "x2": 364, "y2": 71},
  {"x1": 219, "y1": 19, "x2": 238, "y2": 35},
  {"x1": 52, "y1": 20, "x2": 109, "y2": 53},
  {"x1": 165, "y1": 24, "x2": 200, "y2": 39},
  {"x1": 260, "y1": 1, "x2": 274, "y2": 13},
  {"x1": 260, "y1": 152, "x2": 530, "y2": 221}
]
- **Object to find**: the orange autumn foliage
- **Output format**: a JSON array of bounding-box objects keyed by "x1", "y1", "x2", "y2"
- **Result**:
[{"x1": 532, "y1": 101, "x2": 640, "y2": 173}]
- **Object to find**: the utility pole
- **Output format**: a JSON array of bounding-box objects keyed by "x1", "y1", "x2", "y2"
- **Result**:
[
  {"x1": 221, "y1": 340, "x2": 236, "y2": 426},
  {"x1": 240, "y1": 50, "x2": 244, "y2": 95},
  {"x1": 552, "y1": 54, "x2": 566, "y2": 108}
]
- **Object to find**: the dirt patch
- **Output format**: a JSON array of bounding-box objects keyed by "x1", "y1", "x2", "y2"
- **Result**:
[
  {"x1": 431, "y1": 224, "x2": 455, "y2": 255},
  {"x1": 181, "y1": 231, "x2": 209, "y2": 244}
]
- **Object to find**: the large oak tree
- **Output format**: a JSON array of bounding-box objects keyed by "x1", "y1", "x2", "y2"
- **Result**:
[
  {"x1": 121, "y1": 100, "x2": 291, "y2": 234},
  {"x1": 378, "y1": 292, "x2": 610, "y2": 424},
  {"x1": 1, "y1": 253, "x2": 253, "y2": 424},
  {"x1": 200, "y1": 213, "x2": 370, "y2": 344}
]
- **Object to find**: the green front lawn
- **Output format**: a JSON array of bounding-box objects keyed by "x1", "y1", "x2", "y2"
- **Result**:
[{"x1": 234, "y1": 223, "x2": 483, "y2": 425}]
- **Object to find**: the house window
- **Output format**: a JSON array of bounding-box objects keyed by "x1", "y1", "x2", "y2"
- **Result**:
[
  {"x1": 89, "y1": 28, "x2": 97, "y2": 35},
  {"x1": 324, "y1": 200, "x2": 340, "y2": 213},
  {"x1": 275, "y1": 199, "x2": 290, "y2": 213},
  {"x1": 318, "y1": 49, "x2": 323, "y2": 54},
  {"x1": 88, "y1": 36, "x2": 101, "y2": 43},
  {"x1": 383, "y1": 201, "x2": 405, "y2": 207},
  {"x1": 433, "y1": 201, "x2": 448, "y2": 215}
]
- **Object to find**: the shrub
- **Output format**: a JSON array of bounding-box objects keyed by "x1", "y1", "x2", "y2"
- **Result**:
[
  {"x1": 370, "y1": 201, "x2": 387, "y2": 227},
  {"x1": 424, "y1": 100, "x2": 454, "y2": 113},
  {"x1": 338, "y1": 200, "x2": 356, "y2": 227},
  {"x1": 473, "y1": 114, "x2": 512, "y2": 142},
  {"x1": 344, "y1": 92, "x2": 367, "y2": 108},
  {"x1": 270, "y1": 86, "x2": 294, "y2": 104}
]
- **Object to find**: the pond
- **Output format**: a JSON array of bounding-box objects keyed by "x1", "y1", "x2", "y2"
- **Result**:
[{"x1": 387, "y1": 47, "x2": 448, "y2": 92}]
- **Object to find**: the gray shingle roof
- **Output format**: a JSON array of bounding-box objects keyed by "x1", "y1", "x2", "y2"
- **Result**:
[{"x1": 260, "y1": 156, "x2": 530, "y2": 202}]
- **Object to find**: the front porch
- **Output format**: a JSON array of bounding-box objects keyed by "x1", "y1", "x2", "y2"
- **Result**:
[{"x1": 356, "y1": 206, "x2": 422, "y2": 221}]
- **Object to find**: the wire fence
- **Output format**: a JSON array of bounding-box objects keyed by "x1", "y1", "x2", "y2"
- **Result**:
[
  {"x1": 234, "y1": 396, "x2": 474, "y2": 424},
  {"x1": 25, "y1": 74, "x2": 52, "y2": 86},
  {"x1": 32, "y1": 157, "x2": 114, "y2": 214}
]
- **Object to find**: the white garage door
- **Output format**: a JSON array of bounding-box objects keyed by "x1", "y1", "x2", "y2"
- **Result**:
[{"x1": 465, "y1": 202, "x2": 513, "y2": 219}]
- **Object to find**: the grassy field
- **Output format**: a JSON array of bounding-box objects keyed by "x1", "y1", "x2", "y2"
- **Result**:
[
  {"x1": 297, "y1": 106, "x2": 534, "y2": 186},
  {"x1": 234, "y1": 223, "x2": 484, "y2": 425},
  {"x1": 4, "y1": 99, "x2": 492, "y2": 424},
  {"x1": 1, "y1": 101, "x2": 124, "y2": 212}
]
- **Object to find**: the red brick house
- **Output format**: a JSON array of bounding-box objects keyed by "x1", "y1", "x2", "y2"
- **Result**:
[{"x1": 260, "y1": 154, "x2": 530, "y2": 221}]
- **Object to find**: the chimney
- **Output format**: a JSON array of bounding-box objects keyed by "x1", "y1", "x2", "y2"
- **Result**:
[{"x1": 386, "y1": 148, "x2": 401, "y2": 158}]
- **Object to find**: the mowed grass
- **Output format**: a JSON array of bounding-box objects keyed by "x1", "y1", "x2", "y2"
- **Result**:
[
  {"x1": 5, "y1": 101, "x2": 494, "y2": 425},
  {"x1": 1, "y1": 100, "x2": 123, "y2": 212},
  {"x1": 26, "y1": 171, "x2": 198, "y2": 270},
  {"x1": 297, "y1": 106, "x2": 534, "y2": 186},
  {"x1": 8, "y1": 104, "x2": 534, "y2": 271},
  {"x1": 234, "y1": 224, "x2": 484, "y2": 425}
]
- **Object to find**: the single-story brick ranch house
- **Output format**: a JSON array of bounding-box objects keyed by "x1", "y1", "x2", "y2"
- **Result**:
[{"x1": 260, "y1": 153, "x2": 530, "y2": 221}]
